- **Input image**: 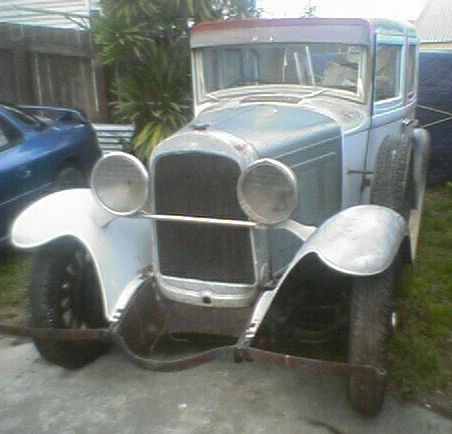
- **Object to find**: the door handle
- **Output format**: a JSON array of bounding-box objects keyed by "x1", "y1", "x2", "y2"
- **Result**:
[{"x1": 402, "y1": 118, "x2": 418, "y2": 127}]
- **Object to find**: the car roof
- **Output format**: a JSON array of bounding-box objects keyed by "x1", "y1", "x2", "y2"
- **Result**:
[{"x1": 191, "y1": 18, "x2": 418, "y2": 48}]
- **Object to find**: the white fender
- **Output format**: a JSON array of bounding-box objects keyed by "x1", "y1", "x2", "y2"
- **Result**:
[
  {"x1": 240, "y1": 205, "x2": 408, "y2": 344},
  {"x1": 293, "y1": 204, "x2": 408, "y2": 276},
  {"x1": 11, "y1": 189, "x2": 153, "y2": 321}
]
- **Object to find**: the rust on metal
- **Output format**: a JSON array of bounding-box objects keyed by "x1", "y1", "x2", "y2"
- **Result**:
[
  {"x1": 246, "y1": 348, "x2": 386, "y2": 381},
  {"x1": 111, "y1": 333, "x2": 236, "y2": 372},
  {"x1": 0, "y1": 322, "x2": 386, "y2": 382}
]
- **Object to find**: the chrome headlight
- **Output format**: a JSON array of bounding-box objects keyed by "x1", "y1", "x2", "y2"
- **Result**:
[
  {"x1": 91, "y1": 152, "x2": 149, "y2": 216},
  {"x1": 237, "y1": 159, "x2": 298, "y2": 225}
]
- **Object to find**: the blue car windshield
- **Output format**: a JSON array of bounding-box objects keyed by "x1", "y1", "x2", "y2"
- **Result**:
[{"x1": 1, "y1": 105, "x2": 43, "y2": 130}]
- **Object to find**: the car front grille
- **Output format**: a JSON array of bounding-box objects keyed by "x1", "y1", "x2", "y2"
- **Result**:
[{"x1": 154, "y1": 152, "x2": 255, "y2": 284}]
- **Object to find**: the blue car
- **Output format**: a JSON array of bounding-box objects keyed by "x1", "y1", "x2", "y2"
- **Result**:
[{"x1": 0, "y1": 103, "x2": 101, "y2": 246}]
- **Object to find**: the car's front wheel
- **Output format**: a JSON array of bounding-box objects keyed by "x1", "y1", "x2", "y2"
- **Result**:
[
  {"x1": 29, "y1": 239, "x2": 108, "y2": 368},
  {"x1": 348, "y1": 264, "x2": 396, "y2": 416}
]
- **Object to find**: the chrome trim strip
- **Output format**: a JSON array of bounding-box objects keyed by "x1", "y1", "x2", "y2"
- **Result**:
[
  {"x1": 273, "y1": 134, "x2": 341, "y2": 160},
  {"x1": 290, "y1": 151, "x2": 336, "y2": 169},
  {"x1": 158, "y1": 273, "x2": 255, "y2": 289},
  {"x1": 141, "y1": 213, "x2": 257, "y2": 228}
]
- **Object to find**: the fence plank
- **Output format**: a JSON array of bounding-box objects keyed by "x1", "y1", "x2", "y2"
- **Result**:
[
  {"x1": 0, "y1": 22, "x2": 108, "y2": 122},
  {"x1": 0, "y1": 49, "x2": 17, "y2": 102}
]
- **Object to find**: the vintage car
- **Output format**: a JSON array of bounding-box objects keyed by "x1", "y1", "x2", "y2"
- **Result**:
[
  {"x1": 6, "y1": 18, "x2": 430, "y2": 416},
  {"x1": 0, "y1": 103, "x2": 101, "y2": 246}
]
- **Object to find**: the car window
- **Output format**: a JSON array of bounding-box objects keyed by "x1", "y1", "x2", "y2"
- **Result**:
[
  {"x1": 1, "y1": 105, "x2": 41, "y2": 130},
  {"x1": 375, "y1": 45, "x2": 402, "y2": 101},
  {"x1": 407, "y1": 45, "x2": 417, "y2": 97},
  {"x1": 0, "y1": 117, "x2": 22, "y2": 150}
]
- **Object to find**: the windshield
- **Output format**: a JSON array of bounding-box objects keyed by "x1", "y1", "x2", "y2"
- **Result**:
[
  {"x1": 195, "y1": 43, "x2": 367, "y2": 102},
  {"x1": 1, "y1": 104, "x2": 43, "y2": 130}
]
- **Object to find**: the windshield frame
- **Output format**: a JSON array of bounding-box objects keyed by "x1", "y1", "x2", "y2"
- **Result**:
[{"x1": 193, "y1": 42, "x2": 369, "y2": 106}]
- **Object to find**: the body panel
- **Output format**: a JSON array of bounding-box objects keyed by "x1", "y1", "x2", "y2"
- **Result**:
[{"x1": 10, "y1": 189, "x2": 152, "y2": 321}]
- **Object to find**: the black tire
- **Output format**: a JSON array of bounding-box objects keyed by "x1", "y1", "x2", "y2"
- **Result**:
[
  {"x1": 348, "y1": 265, "x2": 395, "y2": 416},
  {"x1": 53, "y1": 166, "x2": 86, "y2": 191},
  {"x1": 29, "y1": 239, "x2": 108, "y2": 368},
  {"x1": 371, "y1": 134, "x2": 413, "y2": 220}
]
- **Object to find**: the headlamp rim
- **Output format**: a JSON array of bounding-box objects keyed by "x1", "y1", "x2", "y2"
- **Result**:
[
  {"x1": 90, "y1": 151, "x2": 149, "y2": 216},
  {"x1": 237, "y1": 158, "x2": 298, "y2": 225}
]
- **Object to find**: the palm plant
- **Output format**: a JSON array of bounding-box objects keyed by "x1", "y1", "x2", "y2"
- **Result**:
[
  {"x1": 95, "y1": 0, "x2": 258, "y2": 158},
  {"x1": 112, "y1": 43, "x2": 192, "y2": 159}
]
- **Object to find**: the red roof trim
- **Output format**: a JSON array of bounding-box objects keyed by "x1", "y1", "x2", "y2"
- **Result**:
[{"x1": 192, "y1": 18, "x2": 373, "y2": 35}]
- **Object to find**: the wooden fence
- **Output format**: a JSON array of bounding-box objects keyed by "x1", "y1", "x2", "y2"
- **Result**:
[{"x1": 0, "y1": 23, "x2": 109, "y2": 122}]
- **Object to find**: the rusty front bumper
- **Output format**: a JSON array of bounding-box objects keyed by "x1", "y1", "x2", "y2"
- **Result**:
[{"x1": 0, "y1": 323, "x2": 386, "y2": 384}]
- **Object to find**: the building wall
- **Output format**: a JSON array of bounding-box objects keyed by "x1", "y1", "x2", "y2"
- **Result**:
[{"x1": 0, "y1": 1, "x2": 91, "y2": 29}]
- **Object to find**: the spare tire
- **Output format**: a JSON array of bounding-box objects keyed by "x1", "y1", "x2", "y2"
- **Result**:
[{"x1": 371, "y1": 134, "x2": 414, "y2": 220}]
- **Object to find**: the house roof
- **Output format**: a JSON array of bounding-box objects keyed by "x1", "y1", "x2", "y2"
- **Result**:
[
  {"x1": 0, "y1": 0, "x2": 95, "y2": 29},
  {"x1": 416, "y1": 0, "x2": 452, "y2": 43}
]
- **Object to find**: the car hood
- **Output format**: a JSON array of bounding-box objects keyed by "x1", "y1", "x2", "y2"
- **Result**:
[
  {"x1": 194, "y1": 103, "x2": 342, "y2": 161},
  {"x1": 194, "y1": 103, "x2": 344, "y2": 225}
]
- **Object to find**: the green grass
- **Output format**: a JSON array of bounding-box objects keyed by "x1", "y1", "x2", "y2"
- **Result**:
[
  {"x1": 0, "y1": 251, "x2": 32, "y2": 325},
  {"x1": 389, "y1": 186, "x2": 452, "y2": 398}
]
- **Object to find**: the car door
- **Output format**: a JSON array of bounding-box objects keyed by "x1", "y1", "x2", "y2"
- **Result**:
[{"x1": 0, "y1": 117, "x2": 31, "y2": 242}]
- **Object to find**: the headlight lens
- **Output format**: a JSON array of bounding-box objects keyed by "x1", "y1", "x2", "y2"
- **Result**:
[
  {"x1": 238, "y1": 159, "x2": 298, "y2": 225},
  {"x1": 91, "y1": 152, "x2": 149, "y2": 216}
]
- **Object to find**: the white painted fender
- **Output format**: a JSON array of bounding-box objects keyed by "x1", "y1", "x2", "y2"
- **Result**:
[
  {"x1": 240, "y1": 205, "x2": 409, "y2": 344},
  {"x1": 11, "y1": 189, "x2": 153, "y2": 321},
  {"x1": 294, "y1": 204, "x2": 408, "y2": 276}
]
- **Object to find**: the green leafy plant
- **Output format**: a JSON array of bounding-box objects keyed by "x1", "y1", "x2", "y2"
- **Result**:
[
  {"x1": 95, "y1": 0, "x2": 259, "y2": 158},
  {"x1": 110, "y1": 42, "x2": 192, "y2": 159}
]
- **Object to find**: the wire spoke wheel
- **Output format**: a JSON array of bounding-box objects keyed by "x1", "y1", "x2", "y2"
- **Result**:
[{"x1": 29, "y1": 239, "x2": 108, "y2": 368}]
